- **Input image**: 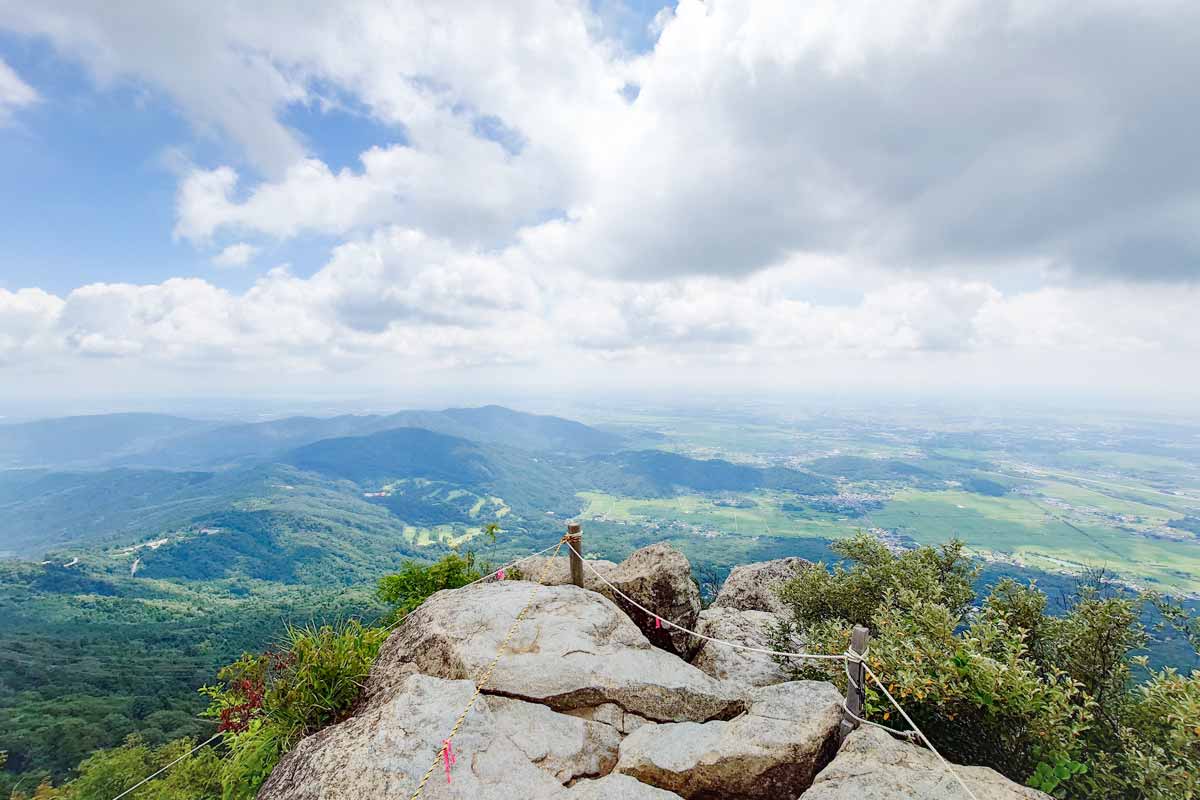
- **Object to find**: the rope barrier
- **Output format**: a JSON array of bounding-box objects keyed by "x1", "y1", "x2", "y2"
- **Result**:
[
  {"x1": 103, "y1": 539, "x2": 567, "y2": 800},
  {"x1": 841, "y1": 651, "x2": 917, "y2": 741},
  {"x1": 406, "y1": 538, "x2": 567, "y2": 800},
  {"x1": 109, "y1": 732, "x2": 222, "y2": 800},
  {"x1": 564, "y1": 540, "x2": 845, "y2": 662},
  {"x1": 100, "y1": 535, "x2": 981, "y2": 800},
  {"x1": 863, "y1": 664, "x2": 982, "y2": 800},
  {"x1": 566, "y1": 538, "x2": 979, "y2": 798}
]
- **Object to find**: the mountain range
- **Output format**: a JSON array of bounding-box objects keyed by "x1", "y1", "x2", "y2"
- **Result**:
[{"x1": 0, "y1": 406, "x2": 832, "y2": 561}]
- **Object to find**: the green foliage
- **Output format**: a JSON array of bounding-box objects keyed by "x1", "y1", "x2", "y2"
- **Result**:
[
  {"x1": 774, "y1": 533, "x2": 977, "y2": 629},
  {"x1": 43, "y1": 734, "x2": 222, "y2": 799},
  {"x1": 770, "y1": 534, "x2": 1200, "y2": 800},
  {"x1": 376, "y1": 552, "x2": 484, "y2": 619},
  {"x1": 199, "y1": 620, "x2": 385, "y2": 797},
  {"x1": 1029, "y1": 757, "x2": 1088, "y2": 795},
  {"x1": 215, "y1": 720, "x2": 284, "y2": 800}
]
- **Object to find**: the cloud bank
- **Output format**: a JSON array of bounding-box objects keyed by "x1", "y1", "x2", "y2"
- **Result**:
[{"x1": 1, "y1": 0, "x2": 1199, "y2": 400}]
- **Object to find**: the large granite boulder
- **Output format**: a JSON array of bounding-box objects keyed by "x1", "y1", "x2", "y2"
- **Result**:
[
  {"x1": 690, "y1": 606, "x2": 790, "y2": 687},
  {"x1": 615, "y1": 681, "x2": 843, "y2": 799},
  {"x1": 258, "y1": 674, "x2": 572, "y2": 800},
  {"x1": 605, "y1": 543, "x2": 703, "y2": 658},
  {"x1": 805, "y1": 727, "x2": 1053, "y2": 800},
  {"x1": 527, "y1": 544, "x2": 702, "y2": 658},
  {"x1": 366, "y1": 580, "x2": 743, "y2": 724},
  {"x1": 712, "y1": 557, "x2": 809, "y2": 614}
]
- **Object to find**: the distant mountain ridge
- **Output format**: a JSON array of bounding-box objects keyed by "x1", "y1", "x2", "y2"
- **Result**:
[
  {"x1": 0, "y1": 413, "x2": 217, "y2": 468},
  {"x1": 0, "y1": 405, "x2": 625, "y2": 470}
]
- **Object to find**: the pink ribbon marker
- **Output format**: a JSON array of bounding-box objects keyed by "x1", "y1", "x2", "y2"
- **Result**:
[
  {"x1": 654, "y1": 616, "x2": 662, "y2": 629},
  {"x1": 497, "y1": 569, "x2": 506, "y2": 581},
  {"x1": 443, "y1": 739, "x2": 456, "y2": 784}
]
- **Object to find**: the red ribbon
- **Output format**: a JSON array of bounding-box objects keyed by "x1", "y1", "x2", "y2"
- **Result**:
[
  {"x1": 443, "y1": 739, "x2": 456, "y2": 784},
  {"x1": 654, "y1": 615, "x2": 662, "y2": 629},
  {"x1": 497, "y1": 568, "x2": 506, "y2": 581}
]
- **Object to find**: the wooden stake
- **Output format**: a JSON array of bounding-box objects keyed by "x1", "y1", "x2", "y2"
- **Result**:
[
  {"x1": 840, "y1": 625, "x2": 870, "y2": 738},
  {"x1": 566, "y1": 522, "x2": 583, "y2": 588}
]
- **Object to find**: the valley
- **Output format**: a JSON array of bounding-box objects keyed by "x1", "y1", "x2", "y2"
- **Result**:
[{"x1": 1, "y1": 403, "x2": 1199, "y2": 792}]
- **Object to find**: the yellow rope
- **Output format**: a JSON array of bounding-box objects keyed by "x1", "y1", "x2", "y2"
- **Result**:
[{"x1": 407, "y1": 539, "x2": 566, "y2": 799}]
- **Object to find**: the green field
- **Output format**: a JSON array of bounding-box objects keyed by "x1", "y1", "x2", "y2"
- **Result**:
[
  {"x1": 578, "y1": 490, "x2": 865, "y2": 541},
  {"x1": 579, "y1": 478, "x2": 1200, "y2": 593},
  {"x1": 870, "y1": 489, "x2": 1200, "y2": 592}
]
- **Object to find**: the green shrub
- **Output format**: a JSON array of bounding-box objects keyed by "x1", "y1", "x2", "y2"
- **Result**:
[
  {"x1": 215, "y1": 720, "x2": 284, "y2": 800},
  {"x1": 200, "y1": 619, "x2": 385, "y2": 798},
  {"x1": 770, "y1": 533, "x2": 1200, "y2": 800},
  {"x1": 376, "y1": 552, "x2": 484, "y2": 619},
  {"x1": 38, "y1": 734, "x2": 222, "y2": 799}
]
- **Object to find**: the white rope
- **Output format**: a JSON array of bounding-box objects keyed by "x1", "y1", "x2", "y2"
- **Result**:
[
  {"x1": 864, "y1": 664, "x2": 982, "y2": 800},
  {"x1": 108, "y1": 541, "x2": 564, "y2": 800},
  {"x1": 109, "y1": 732, "x2": 222, "y2": 800},
  {"x1": 569, "y1": 540, "x2": 979, "y2": 797},
  {"x1": 841, "y1": 652, "x2": 917, "y2": 740},
  {"x1": 564, "y1": 540, "x2": 845, "y2": 662}
]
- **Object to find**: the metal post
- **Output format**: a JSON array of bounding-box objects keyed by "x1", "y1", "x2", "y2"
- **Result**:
[
  {"x1": 566, "y1": 522, "x2": 583, "y2": 588},
  {"x1": 840, "y1": 625, "x2": 870, "y2": 737}
]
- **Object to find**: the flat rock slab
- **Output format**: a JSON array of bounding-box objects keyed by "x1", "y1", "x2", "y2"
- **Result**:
[
  {"x1": 804, "y1": 727, "x2": 1054, "y2": 800},
  {"x1": 615, "y1": 681, "x2": 843, "y2": 799},
  {"x1": 712, "y1": 557, "x2": 808, "y2": 614},
  {"x1": 487, "y1": 696, "x2": 620, "y2": 783},
  {"x1": 367, "y1": 581, "x2": 744, "y2": 724},
  {"x1": 566, "y1": 774, "x2": 685, "y2": 799},
  {"x1": 518, "y1": 555, "x2": 618, "y2": 592},
  {"x1": 690, "y1": 607, "x2": 789, "y2": 687},
  {"x1": 258, "y1": 674, "x2": 570, "y2": 800}
]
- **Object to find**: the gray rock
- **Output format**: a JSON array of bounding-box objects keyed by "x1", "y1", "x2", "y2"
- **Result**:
[
  {"x1": 562, "y1": 702, "x2": 653, "y2": 735},
  {"x1": 258, "y1": 673, "x2": 569, "y2": 800},
  {"x1": 486, "y1": 696, "x2": 620, "y2": 783},
  {"x1": 690, "y1": 607, "x2": 790, "y2": 687},
  {"x1": 804, "y1": 727, "x2": 1054, "y2": 800},
  {"x1": 566, "y1": 774, "x2": 684, "y2": 799},
  {"x1": 367, "y1": 581, "x2": 744, "y2": 724},
  {"x1": 712, "y1": 557, "x2": 809, "y2": 614},
  {"x1": 605, "y1": 543, "x2": 703, "y2": 658},
  {"x1": 615, "y1": 681, "x2": 843, "y2": 799},
  {"x1": 516, "y1": 555, "x2": 618, "y2": 592}
]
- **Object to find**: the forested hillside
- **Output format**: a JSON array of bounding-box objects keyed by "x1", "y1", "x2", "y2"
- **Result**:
[{"x1": 2, "y1": 406, "x2": 1198, "y2": 796}]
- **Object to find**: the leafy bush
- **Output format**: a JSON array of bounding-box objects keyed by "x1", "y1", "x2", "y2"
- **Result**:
[
  {"x1": 21, "y1": 734, "x2": 222, "y2": 799},
  {"x1": 770, "y1": 533, "x2": 1200, "y2": 800},
  {"x1": 199, "y1": 619, "x2": 385, "y2": 798},
  {"x1": 376, "y1": 552, "x2": 484, "y2": 619}
]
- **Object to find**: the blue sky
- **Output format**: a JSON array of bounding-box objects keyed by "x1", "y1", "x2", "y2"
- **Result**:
[
  {"x1": 0, "y1": 2, "x2": 672, "y2": 294},
  {"x1": 0, "y1": 32, "x2": 413, "y2": 293},
  {"x1": 0, "y1": 1, "x2": 1198, "y2": 407}
]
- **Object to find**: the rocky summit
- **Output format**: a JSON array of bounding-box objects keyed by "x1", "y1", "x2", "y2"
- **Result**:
[{"x1": 258, "y1": 544, "x2": 1050, "y2": 800}]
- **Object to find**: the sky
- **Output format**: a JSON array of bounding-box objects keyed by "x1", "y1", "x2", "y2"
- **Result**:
[{"x1": 1, "y1": 0, "x2": 1199, "y2": 412}]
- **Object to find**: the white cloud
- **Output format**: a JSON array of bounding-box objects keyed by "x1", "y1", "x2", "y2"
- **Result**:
[
  {"x1": 2, "y1": 1, "x2": 1200, "y2": 399},
  {"x1": 0, "y1": 288, "x2": 63, "y2": 363},
  {"x1": 4, "y1": 229, "x2": 1198, "y2": 395},
  {"x1": 211, "y1": 242, "x2": 260, "y2": 268},
  {"x1": 0, "y1": 57, "x2": 37, "y2": 123}
]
